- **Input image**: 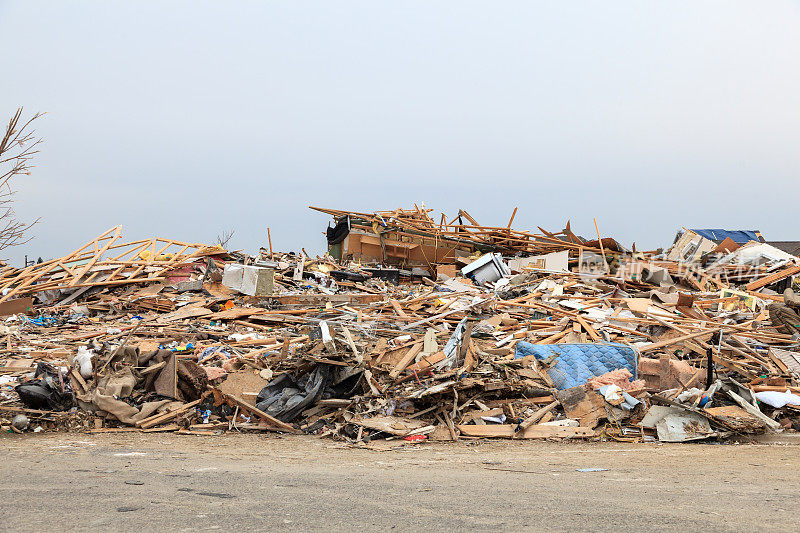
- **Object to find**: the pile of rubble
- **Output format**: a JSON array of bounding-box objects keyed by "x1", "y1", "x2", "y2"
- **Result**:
[{"x1": 2, "y1": 206, "x2": 800, "y2": 444}]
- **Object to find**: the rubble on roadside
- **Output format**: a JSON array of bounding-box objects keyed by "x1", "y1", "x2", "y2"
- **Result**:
[{"x1": 2, "y1": 206, "x2": 800, "y2": 445}]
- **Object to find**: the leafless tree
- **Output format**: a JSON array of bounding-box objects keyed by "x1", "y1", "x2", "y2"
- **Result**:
[
  {"x1": 0, "y1": 108, "x2": 43, "y2": 253},
  {"x1": 216, "y1": 228, "x2": 235, "y2": 248}
]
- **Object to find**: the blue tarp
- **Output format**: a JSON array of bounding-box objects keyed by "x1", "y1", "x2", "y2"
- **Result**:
[
  {"x1": 514, "y1": 342, "x2": 639, "y2": 390},
  {"x1": 690, "y1": 229, "x2": 760, "y2": 244}
]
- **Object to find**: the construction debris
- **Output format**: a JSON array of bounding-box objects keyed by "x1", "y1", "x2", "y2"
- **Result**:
[{"x1": 2, "y1": 206, "x2": 800, "y2": 445}]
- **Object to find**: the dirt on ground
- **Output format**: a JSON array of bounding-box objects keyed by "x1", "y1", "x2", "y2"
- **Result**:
[{"x1": 0, "y1": 433, "x2": 798, "y2": 532}]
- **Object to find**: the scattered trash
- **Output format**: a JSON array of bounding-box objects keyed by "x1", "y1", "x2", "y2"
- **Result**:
[
  {"x1": 754, "y1": 390, "x2": 800, "y2": 409},
  {"x1": 11, "y1": 414, "x2": 28, "y2": 431},
  {"x1": 0, "y1": 206, "x2": 798, "y2": 446}
]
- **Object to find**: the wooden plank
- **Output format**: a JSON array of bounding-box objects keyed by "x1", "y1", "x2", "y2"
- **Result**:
[
  {"x1": 214, "y1": 390, "x2": 302, "y2": 433},
  {"x1": 136, "y1": 398, "x2": 203, "y2": 429},
  {"x1": 342, "y1": 326, "x2": 361, "y2": 360},
  {"x1": 640, "y1": 328, "x2": 723, "y2": 353},
  {"x1": 389, "y1": 342, "x2": 424, "y2": 379},
  {"x1": 68, "y1": 226, "x2": 122, "y2": 286},
  {"x1": 457, "y1": 424, "x2": 596, "y2": 439},
  {"x1": 750, "y1": 384, "x2": 800, "y2": 394},
  {"x1": 154, "y1": 306, "x2": 212, "y2": 325},
  {"x1": 0, "y1": 405, "x2": 66, "y2": 417},
  {"x1": 514, "y1": 401, "x2": 559, "y2": 436},
  {"x1": 400, "y1": 297, "x2": 494, "y2": 330},
  {"x1": 574, "y1": 315, "x2": 602, "y2": 342},
  {"x1": 483, "y1": 396, "x2": 556, "y2": 407},
  {"x1": 746, "y1": 264, "x2": 800, "y2": 291},
  {"x1": 770, "y1": 348, "x2": 800, "y2": 379},
  {"x1": 406, "y1": 351, "x2": 445, "y2": 373},
  {"x1": 390, "y1": 299, "x2": 409, "y2": 318}
]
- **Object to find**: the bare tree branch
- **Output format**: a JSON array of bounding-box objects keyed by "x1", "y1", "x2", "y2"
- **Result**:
[
  {"x1": 0, "y1": 107, "x2": 43, "y2": 254},
  {"x1": 216, "y1": 229, "x2": 235, "y2": 248}
]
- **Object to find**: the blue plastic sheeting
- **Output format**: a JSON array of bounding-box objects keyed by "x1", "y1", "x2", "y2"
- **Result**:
[
  {"x1": 514, "y1": 342, "x2": 639, "y2": 390},
  {"x1": 22, "y1": 315, "x2": 58, "y2": 327},
  {"x1": 690, "y1": 229, "x2": 760, "y2": 244}
]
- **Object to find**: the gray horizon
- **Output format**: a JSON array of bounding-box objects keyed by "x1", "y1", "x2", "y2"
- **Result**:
[{"x1": 1, "y1": 1, "x2": 798, "y2": 266}]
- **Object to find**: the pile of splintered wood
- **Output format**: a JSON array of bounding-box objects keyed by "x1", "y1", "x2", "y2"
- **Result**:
[
  {"x1": 2, "y1": 209, "x2": 800, "y2": 445},
  {"x1": 0, "y1": 226, "x2": 223, "y2": 305}
]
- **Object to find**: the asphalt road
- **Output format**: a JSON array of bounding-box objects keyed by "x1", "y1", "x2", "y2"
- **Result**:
[{"x1": 0, "y1": 433, "x2": 798, "y2": 532}]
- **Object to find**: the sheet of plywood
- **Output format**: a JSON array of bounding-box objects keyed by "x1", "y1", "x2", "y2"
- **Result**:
[
  {"x1": 154, "y1": 306, "x2": 212, "y2": 324},
  {"x1": 217, "y1": 370, "x2": 271, "y2": 405},
  {"x1": 0, "y1": 297, "x2": 33, "y2": 317}
]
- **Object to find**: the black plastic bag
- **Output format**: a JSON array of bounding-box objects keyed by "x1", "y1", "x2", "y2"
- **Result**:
[{"x1": 15, "y1": 362, "x2": 73, "y2": 411}]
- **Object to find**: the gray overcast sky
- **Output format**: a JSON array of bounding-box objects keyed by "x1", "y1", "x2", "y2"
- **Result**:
[{"x1": 1, "y1": 1, "x2": 799, "y2": 265}]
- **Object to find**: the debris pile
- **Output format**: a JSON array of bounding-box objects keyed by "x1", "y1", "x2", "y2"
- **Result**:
[{"x1": 2, "y1": 208, "x2": 800, "y2": 444}]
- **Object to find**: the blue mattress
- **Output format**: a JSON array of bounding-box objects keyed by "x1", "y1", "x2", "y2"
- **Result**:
[{"x1": 514, "y1": 342, "x2": 639, "y2": 390}]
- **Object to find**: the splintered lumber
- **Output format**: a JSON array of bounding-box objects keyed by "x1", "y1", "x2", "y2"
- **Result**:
[
  {"x1": 703, "y1": 405, "x2": 767, "y2": 433},
  {"x1": 574, "y1": 315, "x2": 602, "y2": 342},
  {"x1": 406, "y1": 351, "x2": 446, "y2": 373},
  {"x1": 212, "y1": 389, "x2": 301, "y2": 433},
  {"x1": 7, "y1": 204, "x2": 800, "y2": 443},
  {"x1": 514, "y1": 401, "x2": 559, "y2": 436},
  {"x1": 139, "y1": 361, "x2": 167, "y2": 375},
  {"x1": 250, "y1": 293, "x2": 383, "y2": 305},
  {"x1": 65, "y1": 326, "x2": 136, "y2": 342},
  {"x1": 0, "y1": 405, "x2": 68, "y2": 417},
  {"x1": 639, "y1": 328, "x2": 725, "y2": 354},
  {"x1": 400, "y1": 297, "x2": 494, "y2": 330},
  {"x1": 0, "y1": 227, "x2": 223, "y2": 303},
  {"x1": 484, "y1": 397, "x2": 556, "y2": 407},
  {"x1": 137, "y1": 398, "x2": 204, "y2": 429},
  {"x1": 68, "y1": 226, "x2": 123, "y2": 286},
  {"x1": 309, "y1": 205, "x2": 609, "y2": 257},
  {"x1": 342, "y1": 326, "x2": 361, "y2": 360},
  {"x1": 750, "y1": 384, "x2": 800, "y2": 394},
  {"x1": 100, "y1": 319, "x2": 143, "y2": 372},
  {"x1": 154, "y1": 306, "x2": 212, "y2": 324},
  {"x1": 770, "y1": 348, "x2": 800, "y2": 380},
  {"x1": 593, "y1": 218, "x2": 609, "y2": 273},
  {"x1": 458, "y1": 424, "x2": 597, "y2": 439},
  {"x1": 726, "y1": 390, "x2": 782, "y2": 432},
  {"x1": 389, "y1": 342, "x2": 424, "y2": 379},
  {"x1": 746, "y1": 264, "x2": 800, "y2": 291},
  {"x1": 206, "y1": 307, "x2": 267, "y2": 320},
  {"x1": 390, "y1": 299, "x2": 409, "y2": 318}
]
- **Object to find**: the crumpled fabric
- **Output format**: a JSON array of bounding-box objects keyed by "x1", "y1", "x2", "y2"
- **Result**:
[
  {"x1": 784, "y1": 288, "x2": 800, "y2": 309},
  {"x1": 754, "y1": 389, "x2": 800, "y2": 409},
  {"x1": 597, "y1": 384, "x2": 641, "y2": 410},
  {"x1": 768, "y1": 303, "x2": 800, "y2": 335},
  {"x1": 79, "y1": 367, "x2": 177, "y2": 425},
  {"x1": 153, "y1": 355, "x2": 207, "y2": 400},
  {"x1": 326, "y1": 217, "x2": 350, "y2": 246}
]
